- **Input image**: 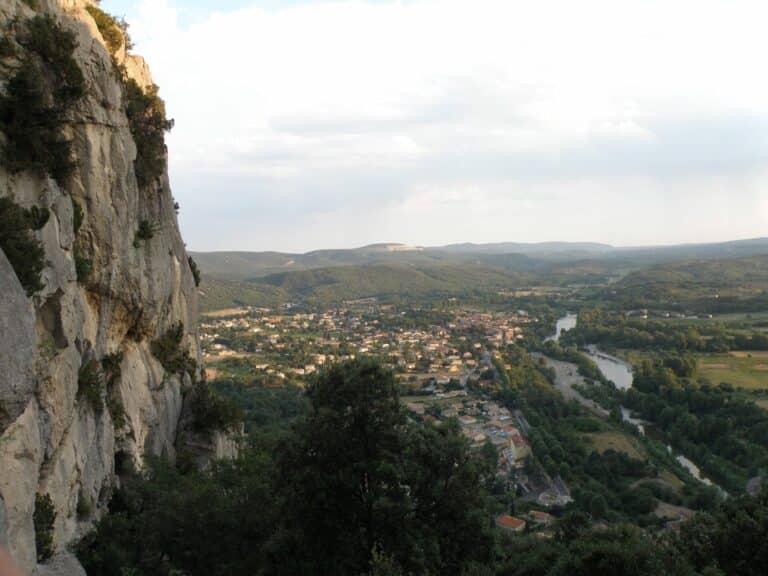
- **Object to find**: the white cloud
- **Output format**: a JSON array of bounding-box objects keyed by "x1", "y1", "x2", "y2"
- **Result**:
[{"x1": 120, "y1": 0, "x2": 768, "y2": 251}]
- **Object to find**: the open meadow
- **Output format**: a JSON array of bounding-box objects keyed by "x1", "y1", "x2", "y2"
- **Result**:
[{"x1": 697, "y1": 351, "x2": 768, "y2": 390}]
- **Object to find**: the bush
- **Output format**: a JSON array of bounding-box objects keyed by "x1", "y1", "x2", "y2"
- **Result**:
[
  {"x1": 101, "y1": 352, "x2": 123, "y2": 384},
  {"x1": 26, "y1": 205, "x2": 50, "y2": 230},
  {"x1": 190, "y1": 381, "x2": 243, "y2": 433},
  {"x1": 76, "y1": 490, "x2": 92, "y2": 521},
  {"x1": 124, "y1": 79, "x2": 174, "y2": 187},
  {"x1": 78, "y1": 359, "x2": 104, "y2": 410},
  {"x1": 85, "y1": 4, "x2": 132, "y2": 54},
  {"x1": 101, "y1": 351, "x2": 126, "y2": 424},
  {"x1": 74, "y1": 246, "x2": 91, "y2": 283},
  {"x1": 107, "y1": 395, "x2": 127, "y2": 428},
  {"x1": 151, "y1": 323, "x2": 197, "y2": 377},
  {"x1": 0, "y1": 36, "x2": 15, "y2": 58},
  {"x1": 133, "y1": 219, "x2": 157, "y2": 247},
  {"x1": 188, "y1": 256, "x2": 201, "y2": 287},
  {"x1": 0, "y1": 197, "x2": 46, "y2": 295},
  {"x1": 34, "y1": 493, "x2": 56, "y2": 562},
  {"x1": 0, "y1": 16, "x2": 85, "y2": 184},
  {"x1": 72, "y1": 198, "x2": 84, "y2": 234}
]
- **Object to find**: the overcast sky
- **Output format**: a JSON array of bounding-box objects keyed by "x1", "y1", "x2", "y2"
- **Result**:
[{"x1": 101, "y1": 0, "x2": 768, "y2": 253}]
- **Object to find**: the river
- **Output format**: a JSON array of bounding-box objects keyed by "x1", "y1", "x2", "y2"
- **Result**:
[
  {"x1": 550, "y1": 314, "x2": 634, "y2": 390},
  {"x1": 585, "y1": 346, "x2": 634, "y2": 390},
  {"x1": 550, "y1": 313, "x2": 723, "y2": 492},
  {"x1": 552, "y1": 313, "x2": 577, "y2": 341}
]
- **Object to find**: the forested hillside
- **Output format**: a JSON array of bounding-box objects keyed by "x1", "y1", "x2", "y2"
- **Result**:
[{"x1": 610, "y1": 255, "x2": 768, "y2": 312}]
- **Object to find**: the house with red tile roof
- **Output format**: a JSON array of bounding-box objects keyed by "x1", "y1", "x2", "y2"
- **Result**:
[{"x1": 495, "y1": 514, "x2": 526, "y2": 533}]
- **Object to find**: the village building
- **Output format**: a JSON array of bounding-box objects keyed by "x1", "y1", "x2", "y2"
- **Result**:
[{"x1": 495, "y1": 515, "x2": 526, "y2": 533}]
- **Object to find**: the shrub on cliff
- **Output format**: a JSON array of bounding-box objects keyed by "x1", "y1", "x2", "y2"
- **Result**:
[
  {"x1": 72, "y1": 198, "x2": 84, "y2": 234},
  {"x1": 124, "y1": 79, "x2": 174, "y2": 187},
  {"x1": 133, "y1": 219, "x2": 159, "y2": 247},
  {"x1": 74, "y1": 245, "x2": 91, "y2": 283},
  {"x1": 0, "y1": 15, "x2": 85, "y2": 184},
  {"x1": 34, "y1": 493, "x2": 56, "y2": 562},
  {"x1": 0, "y1": 197, "x2": 46, "y2": 296},
  {"x1": 86, "y1": 4, "x2": 133, "y2": 54},
  {"x1": 190, "y1": 381, "x2": 243, "y2": 433},
  {"x1": 188, "y1": 255, "x2": 201, "y2": 287},
  {"x1": 78, "y1": 359, "x2": 105, "y2": 410},
  {"x1": 151, "y1": 323, "x2": 197, "y2": 377}
]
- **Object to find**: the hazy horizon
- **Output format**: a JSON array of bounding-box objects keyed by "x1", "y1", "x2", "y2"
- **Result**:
[
  {"x1": 104, "y1": 0, "x2": 768, "y2": 252},
  {"x1": 188, "y1": 235, "x2": 768, "y2": 255}
]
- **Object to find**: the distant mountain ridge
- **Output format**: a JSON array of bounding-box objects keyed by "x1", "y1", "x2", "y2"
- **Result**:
[
  {"x1": 435, "y1": 241, "x2": 613, "y2": 255},
  {"x1": 191, "y1": 237, "x2": 768, "y2": 281}
]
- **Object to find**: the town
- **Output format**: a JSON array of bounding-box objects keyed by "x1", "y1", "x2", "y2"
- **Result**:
[{"x1": 200, "y1": 302, "x2": 570, "y2": 532}]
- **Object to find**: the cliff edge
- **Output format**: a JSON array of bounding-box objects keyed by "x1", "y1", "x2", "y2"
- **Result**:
[{"x1": 0, "y1": 1, "x2": 232, "y2": 572}]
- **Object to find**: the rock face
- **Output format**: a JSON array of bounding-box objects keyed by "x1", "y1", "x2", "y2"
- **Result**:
[{"x1": 0, "y1": 1, "x2": 231, "y2": 573}]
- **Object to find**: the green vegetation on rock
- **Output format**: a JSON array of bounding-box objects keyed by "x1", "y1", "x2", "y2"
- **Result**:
[
  {"x1": 34, "y1": 493, "x2": 56, "y2": 563},
  {"x1": 86, "y1": 3, "x2": 132, "y2": 55},
  {"x1": 78, "y1": 359, "x2": 105, "y2": 411},
  {"x1": 190, "y1": 381, "x2": 243, "y2": 433},
  {"x1": 124, "y1": 79, "x2": 174, "y2": 188},
  {"x1": 0, "y1": 15, "x2": 85, "y2": 184},
  {"x1": 151, "y1": 323, "x2": 197, "y2": 377},
  {"x1": 0, "y1": 197, "x2": 46, "y2": 296},
  {"x1": 188, "y1": 255, "x2": 201, "y2": 287},
  {"x1": 133, "y1": 219, "x2": 156, "y2": 247}
]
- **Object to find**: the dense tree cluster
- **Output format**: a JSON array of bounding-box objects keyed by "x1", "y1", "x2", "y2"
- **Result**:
[
  {"x1": 212, "y1": 380, "x2": 307, "y2": 432},
  {"x1": 562, "y1": 308, "x2": 768, "y2": 353},
  {"x1": 626, "y1": 362, "x2": 768, "y2": 493}
]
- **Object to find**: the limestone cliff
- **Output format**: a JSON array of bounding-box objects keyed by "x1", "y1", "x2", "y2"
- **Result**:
[{"x1": 0, "y1": 1, "x2": 230, "y2": 572}]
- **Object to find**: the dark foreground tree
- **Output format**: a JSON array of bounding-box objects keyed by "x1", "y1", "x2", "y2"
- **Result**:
[
  {"x1": 673, "y1": 488, "x2": 768, "y2": 575},
  {"x1": 271, "y1": 358, "x2": 494, "y2": 575},
  {"x1": 77, "y1": 359, "x2": 494, "y2": 576}
]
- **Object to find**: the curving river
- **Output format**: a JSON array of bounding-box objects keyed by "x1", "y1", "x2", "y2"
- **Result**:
[
  {"x1": 551, "y1": 314, "x2": 634, "y2": 390},
  {"x1": 585, "y1": 346, "x2": 634, "y2": 390},
  {"x1": 552, "y1": 313, "x2": 578, "y2": 341},
  {"x1": 551, "y1": 313, "x2": 724, "y2": 492}
]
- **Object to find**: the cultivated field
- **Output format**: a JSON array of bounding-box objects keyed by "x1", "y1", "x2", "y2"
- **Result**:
[{"x1": 697, "y1": 351, "x2": 768, "y2": 390}]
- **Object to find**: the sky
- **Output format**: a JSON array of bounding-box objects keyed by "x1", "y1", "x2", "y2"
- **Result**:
[{"x1": 101, "y1": 0, "x2": 768, "y2": 253}]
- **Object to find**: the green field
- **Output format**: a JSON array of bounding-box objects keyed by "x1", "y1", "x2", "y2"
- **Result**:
[
  {"x1": 583, "y1": 430, "x2": 646, "y2": 461},
  {"x1": 697, "y1": 351, "x2": 768, "y2": 390}
]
